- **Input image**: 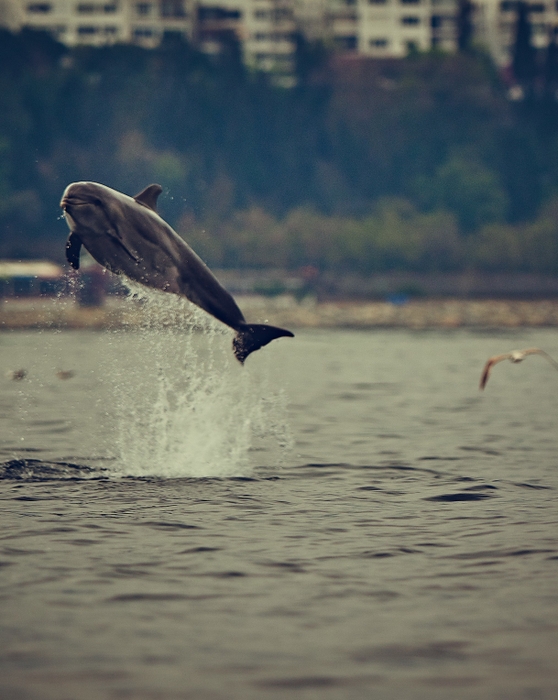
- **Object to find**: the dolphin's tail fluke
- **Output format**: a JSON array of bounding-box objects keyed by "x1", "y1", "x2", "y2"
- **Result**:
[{"x1": 233, "y1": 323, "x2": 294, "y2": 364}]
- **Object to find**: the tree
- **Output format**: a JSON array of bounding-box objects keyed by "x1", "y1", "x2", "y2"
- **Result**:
[
  {"x1": 457, "y1": 0, "x2": 474, "y2": 53},
  {"x1": 543, "y1": 29, "x2": 558, "y2": 100},
  {"x1": 511, "y1": 1, "x2": 537, "y2": 94},
  {"x1": 293, "y1": 33, "x2": 328, "y2": 86}
]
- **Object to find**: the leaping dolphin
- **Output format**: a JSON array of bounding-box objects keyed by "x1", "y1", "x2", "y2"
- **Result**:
[{"x1": 60, "y1": 181, "x2": 294, "y2": 363}]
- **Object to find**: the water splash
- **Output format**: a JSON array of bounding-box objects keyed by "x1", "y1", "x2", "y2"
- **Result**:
[{"x1": 103, "y1": 282, "x2": 291, "y2": 478}]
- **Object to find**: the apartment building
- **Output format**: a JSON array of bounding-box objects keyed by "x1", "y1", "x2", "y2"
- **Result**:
[
  {"x1": 2, "y1": 0, "x2": 441, "y2": 58},
  {"x1": 328, "y1": 0, "x2": 558, "y2": 62},
  {"x1": 0, "y1": 0, "x2": 194, "y2": 47},
  {"x1": 0, "y1": 0, "x2": 297, "y2": 79},
  {"x1": 1, "y1": 0, "x2": 558, "y2": 69},
  {"x1": 361, "y1": 0, "x2": 433, "y2": 57},
  {"x1": 473, "y1": 0, "x2": 558, "y2": 67},
  {"x1": 190, "y1": 0, "x2": 298, "y2": 83},
  {"x1": 328, "y1": 0, "x2": 443, "y2": 57},
  {"x1": 244, "y1": 0, "x2": 296, "y2": 75}
]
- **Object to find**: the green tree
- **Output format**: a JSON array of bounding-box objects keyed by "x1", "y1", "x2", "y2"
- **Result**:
[
  {"x1": 543, "y1": 30, "x2": 558, "y2": 100},
  {"x1": 511, "y1": 2, "x2": 537, "y2": 94},
  {"x1": 412, "y1": 153, "x2": 509, "y2": 232},
  {"x1": 457, "y1": 0, "x2": 474, "y2": 53}
]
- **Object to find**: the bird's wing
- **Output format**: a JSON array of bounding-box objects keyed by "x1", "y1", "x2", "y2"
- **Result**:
[
  {"x1": 479, "y1": 353, "x2": 511, "y2": 390},
  {"x1": 525, "y1": 348, "x2": 558, "y2": 371},
  {"x1": 522, "y1": 347, "x2": 545, "y2": 356}
]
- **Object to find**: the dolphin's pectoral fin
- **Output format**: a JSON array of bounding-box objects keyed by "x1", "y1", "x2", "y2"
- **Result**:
[
  {"x1": 114, "y1": 238, "x2": 141, "y2": 263},
  {"x1": 134, "y1": 184, "x2": 163, "y2": 212},
  {"x1": 66, "y1": 233, "x2": 82, "y2": 270},
  {"x1": 105, "y1": 228, "x2": 140, "y2": 263},
  {"x1": 233, "y1": 324, "x2": 294, "y2": 364}
]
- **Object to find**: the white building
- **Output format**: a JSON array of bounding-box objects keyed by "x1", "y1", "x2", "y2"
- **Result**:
[
  {"x1": 0, "y1": 0, "x2": 297, "y2": 80},
  {"x1": 473, "y1": 0, "x2": 558, "y2": 68},
  {"x1": 1, "y1": 0, "x2": 558, "y2": 70},
  {"x1": 326, "y1": 0, "x2": 558, "y2": 63},
  {"x1": 327, "y1": 0, "x2": 436, "y2": 57},
  {"x1": 194, "y1": 0, "x2": 297, "y2": 79},
  {"x1": 244, "y1": 0, "x2": 297, "y2": 76},
  {"x1": 0, "y1": 0, "x2": 194, "y2": 47}
]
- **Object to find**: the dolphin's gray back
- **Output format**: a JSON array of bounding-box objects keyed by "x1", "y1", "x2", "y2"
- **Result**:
[
  {"x1": 120, "y1": 202, "x2": 246, "y2": 328},
  {"x1": 68, "y1": 183, "x2": 246, "y2": 330},
  {"x1": 62, "y1": 181, "x2": 294, "y2": 363}
]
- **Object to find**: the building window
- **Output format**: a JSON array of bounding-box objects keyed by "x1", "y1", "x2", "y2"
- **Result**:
[
  {"x1": 134, "y1": 27, "x2": 154, "y2": 37},
  {"x1": 370, "y1": 38, "x2": 389, "y2": 47},
  {"x1": 27, "y1": 3, "x2": 52, "y2": 12},
  {"x1": 334, "y1": 35, "x2": 357, "y2": 50},
  {"x1": 400, "y1": 0, "x2": 420, "y2": 4},
  {"x1": 78, "y1": 25, "x2": 98, "y2": 33},
  {"x1": 254, "y1": 33, "x2": 293, "y2": 42},
  {"x1": 160, "y1": 0, "x2": 185, "y2": 17},
  {"x1": 274, "y1": 8, "x2": 293, "y2": 18},
  {"x1": 368, "y1": 0, "x2": 388, "y2": 4},
  {"x1": 253, "y1": 7, "x2": 294, "y2": 20},
  {"x1": 401, "y1": 15, "x2": 420, "y2": 24},
  {"x1": 198, "y1": 7, "x2": 241, "y2": 20},
  {"x1": 136, "y1": 2, "x2": 151, "y2": 15},
  {"x1": 530, "y1": 3, "x2": 545, "y2": 11},
  {"x1": 77, "y1": 1, "x2": 118, "y2": 11},
  {"x1": 104, "y1": 26, "x2": 118, "y2": 34},
  {"x1": 500, "y1": 1, "x2": 517, "y2": 10}
]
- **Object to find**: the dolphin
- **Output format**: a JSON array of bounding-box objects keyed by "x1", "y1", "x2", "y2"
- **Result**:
[{"x1": 60, "y1": 181, "x2": 294, "y2": 363}]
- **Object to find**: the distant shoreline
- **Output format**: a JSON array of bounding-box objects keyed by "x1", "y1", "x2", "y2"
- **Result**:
[{"x1": 2, "y1": 296, "x2": 558, "y2": 330}]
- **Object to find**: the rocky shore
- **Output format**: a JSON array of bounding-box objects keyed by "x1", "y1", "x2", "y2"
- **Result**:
[{"x1": 3, "y1": 295, "x2": 558, "y2": 330}]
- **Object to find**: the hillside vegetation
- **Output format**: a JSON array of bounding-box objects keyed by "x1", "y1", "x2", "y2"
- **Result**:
[{"x1": 1, "y1": 28, "x2": 558, "y2": 273}]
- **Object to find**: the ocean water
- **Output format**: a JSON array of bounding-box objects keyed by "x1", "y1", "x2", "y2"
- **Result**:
[{"x1": 1, "y1": 306, "x2": 558, "y2": 699}]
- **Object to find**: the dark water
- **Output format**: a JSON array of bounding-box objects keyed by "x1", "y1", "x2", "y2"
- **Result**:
[{"x1": 1, "y1": 319, "x2": 558, "y2": 699}]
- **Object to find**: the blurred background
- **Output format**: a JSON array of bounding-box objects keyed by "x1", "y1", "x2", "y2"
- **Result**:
[{"x1": 0, "y1": 0, "x2": 558, "y2": 300}]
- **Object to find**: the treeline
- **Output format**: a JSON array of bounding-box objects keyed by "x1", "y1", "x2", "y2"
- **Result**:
[
  {"x1": 1, "y1": 27, "x2": 558, "y2": 273},
  {"x1": 187, "y1": 198, "x2": 558, "y2": 274}
]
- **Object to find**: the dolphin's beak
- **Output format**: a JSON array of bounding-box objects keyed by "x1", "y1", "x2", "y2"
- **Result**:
[
  {"x1": 60, "y1": 195, "x2": 75, "y2": 211},
  {"x1": 60, "y1": 193, "x2": 91, "y2": 210}
]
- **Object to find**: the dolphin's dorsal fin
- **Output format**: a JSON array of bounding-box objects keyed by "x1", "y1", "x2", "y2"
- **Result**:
[{"x1": 134, "y1": 184, "x2": 163, "y2": 211}]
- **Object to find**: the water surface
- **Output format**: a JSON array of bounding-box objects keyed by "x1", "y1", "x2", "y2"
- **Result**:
[{"x1": 1, "y1": 323, "x2": 557, "y2": 699}]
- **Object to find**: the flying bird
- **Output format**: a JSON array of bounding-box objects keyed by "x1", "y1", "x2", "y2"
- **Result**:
[{"x1": 479, "y1": 347, "x2": 558, "y2": 390}]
